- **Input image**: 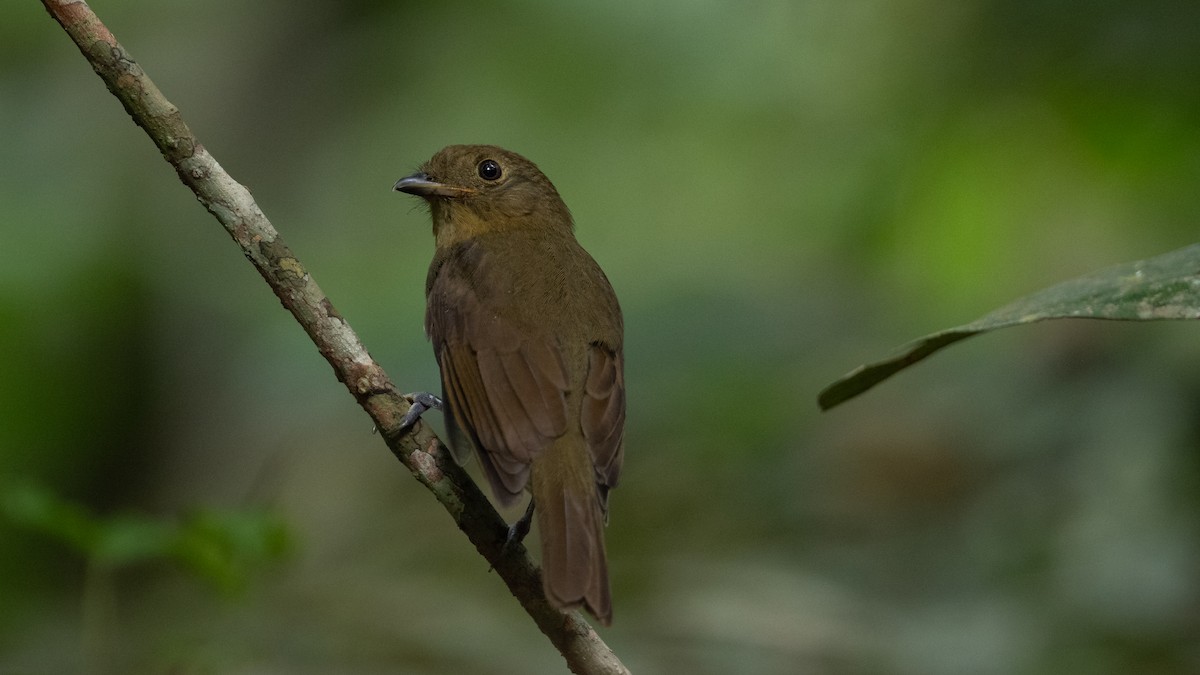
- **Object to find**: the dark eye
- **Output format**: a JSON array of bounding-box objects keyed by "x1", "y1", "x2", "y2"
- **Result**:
[{"x1": 478, "y1": 159, "x2": 502, "y2": 181}]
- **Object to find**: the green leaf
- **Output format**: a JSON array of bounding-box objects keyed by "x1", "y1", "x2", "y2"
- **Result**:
[
  {"x1": 2, "y1": 484, "x2": 291, "y2": 591},
  {"x1": 91, "y1": 516, "x2": 177, "y2": 566},
  {"x1": 2, "y1": 483, "x2": 100, "y2": 554},
  {"x1": 819, "y1": 242, "x2": 1200, "y2": 410},
  {"x1": 170, "y1": 509, "x2": 292, "y2": 593}
]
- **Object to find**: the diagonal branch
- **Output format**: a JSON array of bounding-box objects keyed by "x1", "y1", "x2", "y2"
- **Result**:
[{"x1": 39, "y1": 1, "x2": 627, "y2": 673}]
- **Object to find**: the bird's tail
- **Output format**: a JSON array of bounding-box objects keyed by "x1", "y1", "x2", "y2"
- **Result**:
[{"x1": 532, "y1": 442, "x2": 612, "y2": 626}]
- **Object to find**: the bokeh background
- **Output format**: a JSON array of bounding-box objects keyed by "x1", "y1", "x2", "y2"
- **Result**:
[{"x1": 4, "y1": 1, "x2": 1200, "y2": 673}]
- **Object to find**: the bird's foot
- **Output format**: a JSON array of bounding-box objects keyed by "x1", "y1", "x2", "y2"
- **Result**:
[
  {"x1": 503, "y1": 498, "x2": 536, "y2": 552},
  {"x1": 398, "y1": 392, "x2": 443, "y2": 432}
]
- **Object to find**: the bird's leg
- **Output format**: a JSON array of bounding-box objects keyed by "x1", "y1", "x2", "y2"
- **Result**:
[
  {"x1": 505, "y1": 498, "x2": 536, "y2": 550},
  {"x1": 397, "y1": 392, "x2": 444, "y2": 431}
]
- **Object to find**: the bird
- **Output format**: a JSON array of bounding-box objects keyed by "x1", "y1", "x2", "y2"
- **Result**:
[{"x1": 393, "y1": 145, "x2": 625, "y2": 625}]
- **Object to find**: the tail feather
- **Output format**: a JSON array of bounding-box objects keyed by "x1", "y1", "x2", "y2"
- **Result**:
[{"x1": 536, "y1": 478, "x2": 612, "y2": 625}]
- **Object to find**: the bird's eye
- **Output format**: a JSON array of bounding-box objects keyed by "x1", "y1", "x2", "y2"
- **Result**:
[{"x1": 477, "y1": 159, "x2": 502, "y2": 181}]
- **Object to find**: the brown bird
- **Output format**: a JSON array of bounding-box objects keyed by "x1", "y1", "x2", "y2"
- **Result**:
[{"x1": 393, "y1": 145, "x2": 625, "y2": 625}]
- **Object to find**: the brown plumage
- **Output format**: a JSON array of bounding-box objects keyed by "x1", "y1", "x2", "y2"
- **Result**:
[{"x1": 394, "y1": 145, "x2": 625, "y2": 625}]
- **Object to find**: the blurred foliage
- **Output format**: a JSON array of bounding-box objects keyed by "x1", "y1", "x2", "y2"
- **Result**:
[
  {"x1": 3, "y1": 483, "x2": 290, "y2": 591},
  {"x1": 4, "y1": 0, "x2": 1200, "y2": 673}
]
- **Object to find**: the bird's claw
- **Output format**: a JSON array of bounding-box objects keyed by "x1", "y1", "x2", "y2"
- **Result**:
[
  {"x1": 503, "y1": 499, "x2": 536, "y2": 553},
  {"x1": 398, "y1": 392, "x2": 444, "y2": 431}
]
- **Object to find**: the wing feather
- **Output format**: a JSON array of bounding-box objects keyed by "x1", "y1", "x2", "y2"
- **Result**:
[
  {"x1": 581, "y1": 345, "x2": 626, "y2": 493},
  {"x1": 426, "y1": 241, "x2": 571, "y2": 500}
]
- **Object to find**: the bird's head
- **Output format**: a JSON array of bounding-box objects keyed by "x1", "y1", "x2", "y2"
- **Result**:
[{"x1": 394, "y1": 145, "x2": 573, "y2": 244}]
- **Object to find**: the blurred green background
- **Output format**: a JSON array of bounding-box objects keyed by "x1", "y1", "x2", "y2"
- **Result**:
[{"x1": 4, "y1": 0, "x2": 1200, "y2": 673}]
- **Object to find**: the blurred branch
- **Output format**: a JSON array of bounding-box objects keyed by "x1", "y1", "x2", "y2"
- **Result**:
[{"x1": 39, "y1": 1, "x2": 627, "y2": 672}]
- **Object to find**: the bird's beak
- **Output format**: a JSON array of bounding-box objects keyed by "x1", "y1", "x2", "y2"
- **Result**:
[{"x1": 393, "y1": 172, "x2": 475, "y2": 198}]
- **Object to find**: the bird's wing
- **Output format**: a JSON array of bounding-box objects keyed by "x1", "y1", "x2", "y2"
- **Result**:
[
  {"x1": 581, "y1": 344, "x2": 625, "y2": 513},
  {"x1": 426, "y1": 247, "x2": 570, "y2": 504}
]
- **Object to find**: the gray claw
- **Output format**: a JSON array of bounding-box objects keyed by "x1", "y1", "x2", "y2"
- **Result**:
[
  {"x1": 504, "y1": 498, "x2": 536, "y2": 551},
  {"x1": 398, "y1": 392, "x2": 443, "y2": 431}
]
